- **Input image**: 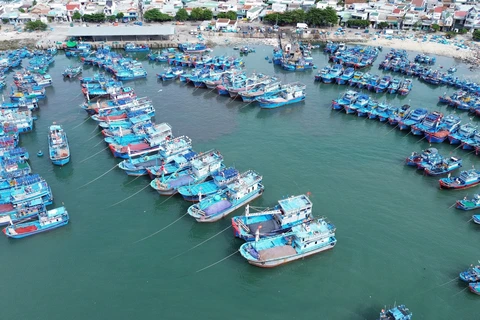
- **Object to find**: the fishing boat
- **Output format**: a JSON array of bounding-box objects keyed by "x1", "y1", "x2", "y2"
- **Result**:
[
  {"x1": 62, "y1": 66, "x2": 82, "y2": 78},
  {"x1": 410, "y1": 111, "x2": 443, "y2": 136},
  {"x1": 232, "y1": 194, "x2": 313, "y2": 241},
  {"x1": 0, "y1": 198, "x2": 46, "y2": 226},
  {"x1": 448, "y1": 123, "x2": 477, "y2": 145},
  {"x1": 3, "y1": 206, "x2": 69, "y2": 239},
  {"x1": 322, "y1": 64, "x2": 343, "y2": 84},
  {"x1": 439, "y1": 169, "x2": 480, "y2": 190},
  {"x1": 177, "y1": 167, "x2": 239, "y2": 202},
  {"x1": 376, "y1": 105, "x2": 397, "y2": 122},
  {"x1": 314, "y1": 66, "x2": 330, "y2": 82},
  {"x1": 0, "y1": 147, "x2": 29, "y2": 161},
  {"x1": 187, "y1": 170, "x2": 263, "y2": 223},
  {"x1": 48, "y1": 124, "x2": 70, "y2": 166},
  {"x1": 456, "y1": 194, "x2": 480, "y2": 211},
  {"x1": 344, "y1": 93, "x2": 368, "y2": 115},
  {"x1": 378, "y1": 305, "x2": 412, "y2": 320},
  {"x1": 461, "y1": 132, "x2": 480, "y2": 150},
  {"x1": 332, "y1": 90, "x2": 358, "y2": 110},
  {"x1": 398, "y1": 108, "x2": 428, "y2": 131},
  {"x1": 150, "y1": 151, "x2": 224, "y2": 196},
  {"x1": 239, "y1": 217, "x2": 336, "y2": 268},
  {"x1": 357, "y1": 72, "x2": 371, "y2": 89},
  {"x1": 424, "y1": 114, "x2": 461, "y2": 143},
  {"x1": 145, "y1": 150, "x2": 200, "y2": 179},
  {"x1": 256, "y1": 83, "x2": 306, "y2": 109},
  {"x1": 459, "y1": 265, "x2": 480, "y2": 282},
  {"x1": 124, "y1": 43, "x2": 150, "y2": 52},
  {"x1": 397, "y1": 79, "x2": 413, "y2": 95},
  {"x1": 336, "y1": 67, "x2": 354, "y2": 85},
  {"x1": 348, "y1": 71, "x2": 363, "y2": 87},
  {"x1": 405, "y1": 148, "x2": 439, "y2": 167},
  {"x1": 468, "y1": 282, "x2": 480, "y2": 295},
  {"x1": 374, "y1": 75, "x2": 391, "y2": 93},
  {"x1": 473, "y1": 215, "x2": 480, "y2": 224},
  {"x1": 357, "y1": 99, "x2": 377, "y2": 117},
  {"x1": 423, "y1": 156, "x2": 462, "y2": 176},
  {"x1": 366, "y1": 74, "x2": 380, "y2": 91},
  {"x1": 387, "y1": 78, "x2": 401, "y2": 94},
  {"x1": 178, "y1": 43, "x2": 208, "y2": 54},
  {"x1": 388, "y1": 104, "x2": 411, "y2": 125},
  {"x1": 8, "y1": 176, "x2": 53, "y2": 206}
]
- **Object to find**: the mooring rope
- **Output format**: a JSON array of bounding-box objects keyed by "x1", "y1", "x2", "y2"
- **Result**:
[
  {"x1": 71, "y1": 116, "x2": 91, "y2": 130},
  {"x1": 79, "y1": 146, "x2": 109, "y2": 163},
  {"x1": 133, "y1": 212, "x2": 188, "y2": 244},
  {"x1": 195, "y1": 250, "x2": 239, "y2": 273},
  {"x1": 108, "y1": 183, "x2": 151, "y2": 208},
  {"x1": 77, "y1": 164, "x2": 118, "y2": 190}
]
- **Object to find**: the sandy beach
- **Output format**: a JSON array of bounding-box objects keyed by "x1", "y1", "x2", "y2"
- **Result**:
[{"x1": 0, "y1": 21, "x2": 478, "y2": 64}]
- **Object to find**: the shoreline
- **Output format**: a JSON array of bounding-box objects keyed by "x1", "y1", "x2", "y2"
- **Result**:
[{"x1": 0, "y1": 22, "x2": 478, "y2": 64}]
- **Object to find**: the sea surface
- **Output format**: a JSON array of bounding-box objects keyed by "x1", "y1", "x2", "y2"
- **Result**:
[{"x1": 0, "y1": 46, "x2": 479, "y2": 320}]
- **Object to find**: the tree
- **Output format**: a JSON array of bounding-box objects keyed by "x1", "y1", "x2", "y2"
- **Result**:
[
  {"x1": 378, "y1": 21, "x2": 389, "y2": 29},
  {"x1": 175, "y1": 8, "x2": 188, "y2": 21},
  {"x1": 189, "y1": 8, "x2": 203, "y2": 21},
  {"x1": 473, "y1": 29, "x2": 480, "y2": 41},
  {"x1": 82, "y1": 13, "x2": 105, "y2": 23},
  {"x1": 107, "y1": 15, "x2": 116, "y2": 22},
  {"x1": 290, "y1": 9, "x2": 306, "y2": 24},
  {"x1": 116, "y1": 12, "x2": 124, "y2": 19},
  {"x1": 431, "y1": 23, "x2": 440, "y2": 32},
  {"x1": 25, "y1": 20, "x2": 47, "y2": 31},
  {"x1": 72, "y1": 11, "x2": 82, "y2": 21},
  {"x1": 217, "y1": 10, "x2": 237, "y2": 20},
  {"x1": 32, "y1": 0, "x2": 37, "y2": 6},
  {"x1": 18, "y1": 8, "x2": 25, "y2": 13},
  {"x1": 459, "y1": 28, "x2": 468, "y2": 34},
  {"x1": 202, "y1": 9, "x2": 213, "y2": 20},
  {"x1": 346, "y1": 19, "x2": 370, "y2": 28},
  {"x1": 2, "y1": 18, "x2": 9, "y2": 24},
  {"x1": 144, "y1": 9, "x2": 172, "y2": 22},
  {"x1": 323, "y1": 7, "x2": 338, "y2": 25}
]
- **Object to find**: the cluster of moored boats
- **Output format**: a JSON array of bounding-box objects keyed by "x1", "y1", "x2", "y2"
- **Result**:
[
  {"x1": 315, "y1": 64, "x2": 412, "y2": 95},
  {"x1": 438, "y1": 90, "x2": 480, "y2": 115},
  {"x1": 0, "y1": 51, "x2": 70, "y2": 238},
  {"x1": 150, "y1": 50, "x2": 244, "y2": 71},
  {"x1": 324, "y1": 42, "x2": 380, "y2": 69},
  {"x1": 271, "y1": 43, "x2": 316, "y2": 71},
  {"x1": 459, "y1": 264, "x2": 480, "y2": 295},
  {"x1": 379, "y1": 49, "x2": 480, "y2": 94},
  {"x1": 157, "y1": 68, "x2": 307, "y2": 109},
  {"x1": 332, "y1": 91, "x2": 480, "y2": 154}
]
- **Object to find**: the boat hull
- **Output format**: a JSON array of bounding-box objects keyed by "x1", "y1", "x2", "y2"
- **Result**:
[
  {"x1": 51, "y1": 157, "x2": 70, "y2": 166},
  {"x1": 3, "y1": 220, "x2": 69, "y2": 239},
  {"x1": 246, "y1": 241, "x2": 336, "y2": 268}
]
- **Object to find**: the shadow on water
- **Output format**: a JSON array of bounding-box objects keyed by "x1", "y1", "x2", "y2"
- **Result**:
[{"x1": 52, "y1": 163, "x2": 74, "y2": 181}]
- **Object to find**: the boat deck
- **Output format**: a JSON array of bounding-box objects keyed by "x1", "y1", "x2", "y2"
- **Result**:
[
  {"x1": 52, "y1": 147, "x2": 69, "y2": 158},
  {"x1": 259, "y1": 245, "x2": 296, "y2": 260},
  {"x1": 248, "y1": 219, "x2": 280, "y2": 234}
]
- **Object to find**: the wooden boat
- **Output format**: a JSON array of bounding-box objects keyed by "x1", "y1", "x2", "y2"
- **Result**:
[
  {"x1": 398, "y1": 108, "x2": 428, "y2": 131},
  {"x1": 239, "y1": 218, "x2": 336, "y2": 268},
  {"x1": 0, "y1": 198, "x2": 46, "y2": 226},
  {"x1": 232, "y1": 194, "x2": 313, "y2": 241},
  {"x1": 150, "y1": 152, "x2": 224, "y2": 196},
  {"x1": 459, "y1": 265, "x2": 480, "y2": 282},
  {"x1": 456, "y1": 194, "x2": 480, "y2": 211},
  {"x1": 62, "y1": 66, "x2": 82, "y2": 78},
  {"x1": 448, "y1": 123, "x2": 477, "y2": 145},
  {"x1": 48, "y1": 124, "x2": 70, "y2": 166},
  {"x1": 177, "y1": 167, "x2": 239, "y2": 202},
  {"x1": 187, "y1": 170, "x2": 263, "y2": 222},
  {"x1": 439, "y1": 169, "x2": 480, "y2": 190},
  {"x1": 473, "y1": 215, "x2": 480, "y2": 224},
  {"x1": 468, "y1": 282, "x2": 480, "y2": 295},
  {"x1": 3, "y1": 206, "x2": 69, "y2": 239},
  {"x1": 423, "y1": 156, "x2": 462, "y2": 176},
  {"x1": 405, "y1": 148, "x2": 438, "y2": 167},
  {"x1": 378, "y1": 305, "x2": 412, "y2": 319}
]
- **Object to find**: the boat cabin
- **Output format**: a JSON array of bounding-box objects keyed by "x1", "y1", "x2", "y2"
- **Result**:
[
  {"x1": 276, "y1": 195, "x2": 312, "y2": 226},
  {"x1": 291, "y1": 219, "x2": 335, "y2": 251}
]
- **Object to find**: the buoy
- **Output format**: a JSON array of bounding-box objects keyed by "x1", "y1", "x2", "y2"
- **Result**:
[
  {"x1": 265, "y1": 56, "x2": 269, "y2": 60},
  {"x1": 37, "y1": 150, "x2": 43, "y2": 157},
  {"x1": 268, "y1": 60, "x2": 272, "y2": 64}
]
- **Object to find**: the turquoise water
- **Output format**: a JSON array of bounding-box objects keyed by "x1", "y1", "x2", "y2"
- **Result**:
[{"x1": 0, "y1": 46, "x2": 479, "y2": 319}]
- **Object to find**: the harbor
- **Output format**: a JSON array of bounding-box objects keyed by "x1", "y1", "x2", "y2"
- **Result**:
[{"x1": 0, "y1": 42, "x2": 479, "y2": 320}]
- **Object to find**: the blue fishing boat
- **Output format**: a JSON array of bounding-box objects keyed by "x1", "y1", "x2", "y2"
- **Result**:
[
  {"x1": 439, "y1": 169, "x2": 480, "y2": 190},
  {"x1": 424, "y1": 114, "x2": 460, "y2": 143},
  {"x1": 398, "y1": 108, "x2": 428, "y2": 131},
  {"x1": 0, "y1": 147, "x2": 29, "y2": 161},
  {"x1": 366, "y1": 74, "x2": 380, "y2": 91},
  {"x1": 405, "y1": 148, "x2": 438, "y2": 167},
  {"x1": 7, "y1": 177, "x2": 53, "y2": 206},
  {"x1": 374, "y1": 75, "x2": 391, "y2": 93},
  {"x1": 178, "y1": 43, "x2": 208, "y2": 54},
  {"x1": 348, "y1": 71, "x2": 363, "y2": 87},
  {"x1": 473, "y1": 215, "x2": 480, "y2": 224},
  {"x1": 461, "y1": 132, "x2": 480, "y2": 150},
  {"x1": 387, "y1": 78, "x2": 401, "y2": 94},
  {"x1": 448, "y1": 123, "x2": 477, "y2": 145},
  {"x1": 3, "y1": 206, "x2": 69, "y2": 239},
  {"x1": 257, "y1": 83, "x2": 306, "y2": 109},
  {"x1": 377, "y1": 105, "x2": 397, "y2": 122},
  {"x1": 378, "y1": 305, "x2": 412, "y2": 320},
  {"x1": 239, "y1": 217, "x2": 336, "y2": 268},
  {"x1": 456, "y1": 194, "x2": 480, "y2": 211},
  {"x1": 410, "y1": 111, "x2": 443, "y2": 136},
  {"x1": 0, "y1": 158, "x2": 31, "y2": 179},
  {"x1": 336, "y1": 67, "x2": 354, "y2": 85},
  {"x1": 397, "y1": 79, "x2": 413, "y2": 95},
  {"x1": 331, "y1": 90, "x2": 358, "y2": 110},
  {"x1": 423, "y1": 156, "x2": 462, "y2": 176},
  {"x1": 48, "y1": 124, "x2": 70, "y2": 166},
  {"x1": 145, "y1": 151, "x2": 202, "y2": 179},
  {"x1": 357, "y1": 72, "x2": 371, "y2": 89},
  {"x1": 344, "y1": 93, "x2": 368, "y2": 115},
  {"x1": 177, "y1": 167, "x2": 239, "y2": 202},
  {"x1": 232, "y1": 194, "x2": 313, "y2": 241},
  {"x1": 469, "y1": 282, "x2": 480, "y2": 295},
  {"x1": 150, "y1": 151, "x2": 224, "y2": 196},
  {"x1": 460, "y1": 265, "x2": 480, "y2": 282},
  {"x1": 322, "y1": 64, "x2": 342, "y2": 84},
  {"x1": 0, "y1": 198, "x2": 46, "y2": 226},
  {"x1": 314, "y1": 66, "x2": 330, "y2": 82},
  {"x1": 368, "y1": 101, "x2": 388, "y2": 119},
  {"x1": 124, "y1": 43, "x2": 150, "y2": 52},
  {"x1": 62, "y1": 66, "x2": 82, "y2": 78},
  {"x1": 187, "y1": 170, "x2": 263, "y2": 223},
  {"x1": 357, "y1": 99, "x2": 377, "y2": 117}
]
